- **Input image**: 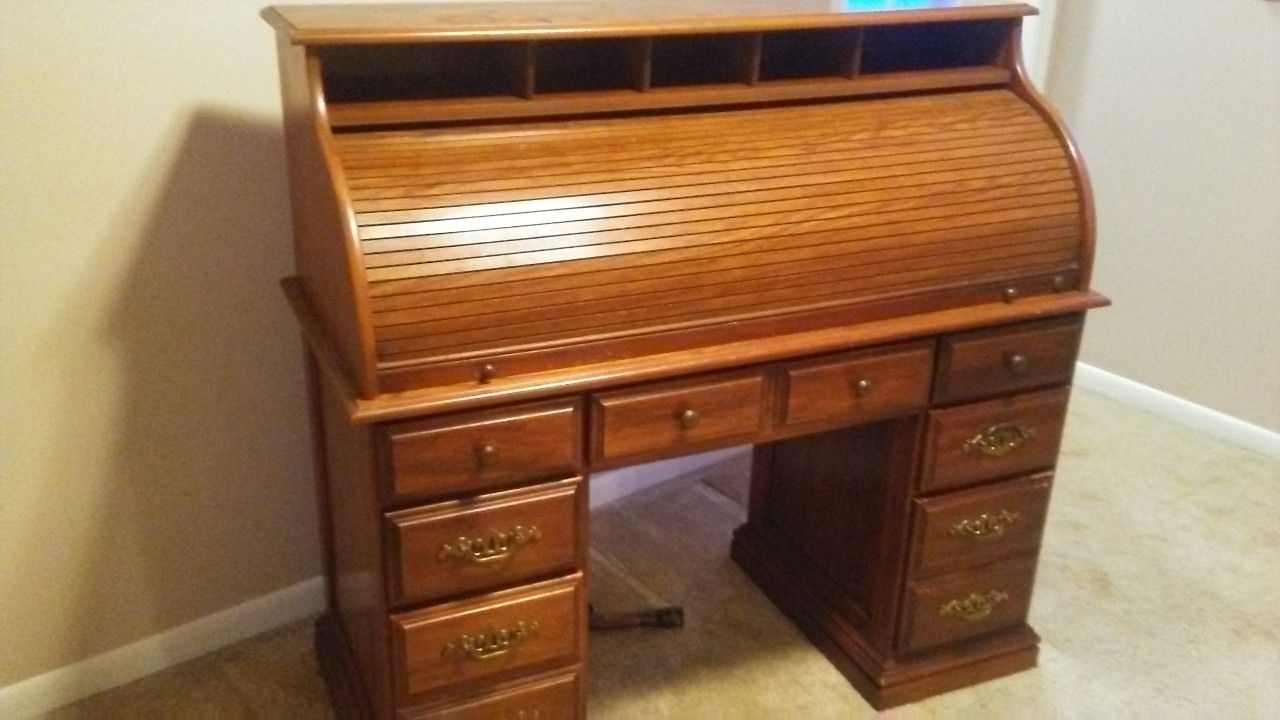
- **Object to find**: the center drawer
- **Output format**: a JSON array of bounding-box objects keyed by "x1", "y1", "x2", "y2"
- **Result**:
[
  {"x1": 386, "y1": 478, "x2": 586, "y2": 606},
  {"x1": 391, "y1": 574, "x2": 585, "y2": 703},
  {"x1": 589, "y1": 370, "x2": 768, "y2": 463}
]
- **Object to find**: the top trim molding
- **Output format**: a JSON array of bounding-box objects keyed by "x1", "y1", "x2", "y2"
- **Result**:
[{"x1": 262, "y1": 1, "x2": 1037, "y2": 45}]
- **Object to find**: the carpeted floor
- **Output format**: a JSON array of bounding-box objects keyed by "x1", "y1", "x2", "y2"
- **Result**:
[{"x1": 45, "y1": 390, "x2": 1279, "y2": 718}]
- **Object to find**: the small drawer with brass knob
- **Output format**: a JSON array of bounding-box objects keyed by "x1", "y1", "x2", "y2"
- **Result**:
[
  {"x1": 391, "y1": 574, "x2": 585, "y2": 703},
  {"x1": 933, "y1": 316, "x2": 1083, "y2": 404},
  {"x1": 781, "y1": 341, "x2": 933, "y2": 429},
  {"x1": 589, "y1": 370, "x2": 767, "y2": 464},
  {"x1": 909, "y1": 473, "x2": 1052, "y2": 576},
  {"x1": 385, "y1": 477, "x2": 586, "y2": 606},
  {"x1": 899, "y1": 556, "x2": 1038, "y2": 653},
  {"x1": 382, "y1": 399, "x2": 583, "y2": 504},
  {"x1": 921, "y1": 388, "x2": 1069, "y2": 493}
]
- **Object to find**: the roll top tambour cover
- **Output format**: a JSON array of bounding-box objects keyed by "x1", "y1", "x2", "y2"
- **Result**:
[
  {"x1": 270, "y1": 2, "x2": 1090, "y2": 397},
  {"x1": 350, "y1": 92, "x2": 1078, "y2": 355}
]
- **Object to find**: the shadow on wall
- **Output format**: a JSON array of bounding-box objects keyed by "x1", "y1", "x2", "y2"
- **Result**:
[{"x1": 52, "y1": 108, "x2": 320, "y2": 666}]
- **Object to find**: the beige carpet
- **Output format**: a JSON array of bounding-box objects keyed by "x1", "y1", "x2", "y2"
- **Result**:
[{"x1": 45, "y1": 390, "x2": 1279, "y2": 718}]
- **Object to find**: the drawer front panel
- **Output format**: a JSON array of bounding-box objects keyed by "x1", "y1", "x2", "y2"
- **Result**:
[
  {"x1": 934, "y1": 316, "x2": 1082, "y2": 404},
  {"x1": 385, "y1": 400, "x2": 582, "y2": 501},
  {"x1": 413, "y1": 667, "x2": 582, "y2": 720},
  {"x1": 591, "y1": 371, "x2": 767, "y2": 462},
  {"x1": 387, "y1": 479, "x2": 586, "y2": 606},
  {"x1": 392, "y1": 575, "x2": 584, "y2": 702},
  {"x1": 783, "y1": 341, "x2": 934, "y2": 428},
  {"x1": 911, "y1": 473, "x2": 1052, "y2": 577},
  {"x1": 922, "y1": 388, "x2": 1068, "y2": 493},
  {"x1": 900, "y1": 556, "x2": 1038, "y2": 654}
]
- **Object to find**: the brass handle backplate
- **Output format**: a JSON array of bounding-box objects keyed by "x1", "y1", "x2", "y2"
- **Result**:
[
  {"x1": 677, "y1": 408, "x2": 701, "y2": 430},
  {"x1": 442, "y1": 620, "x2": 539, "y2": 661},
  {"x1": 439, "y1": 525, "x2": 541, "y2": 564},
  {"x1": 939, "y1": 590, "x2": 1010, "y2": 622},
  {"x1": 949, "y1": 510, "x2": 1021, "y2": 541},
  {"x1": 963, "y1": 423, "x2": 1034, "y2": 458}
]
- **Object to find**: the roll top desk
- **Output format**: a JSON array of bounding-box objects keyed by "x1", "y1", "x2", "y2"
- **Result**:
[{"x1": 263, "y1": 1, "x2": 1108, "y2": 716}]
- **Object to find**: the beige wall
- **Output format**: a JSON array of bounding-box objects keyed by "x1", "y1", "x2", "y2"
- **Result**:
[
  {"x1": 2, "y1": 0, "x2": 340, "y2": 687},
  {"x1": 1046, "y1": 0, "x2": 1280, "y2": 430},
  {"x1": 0, "y1": 0, "x2": 557, "y2": 692}
]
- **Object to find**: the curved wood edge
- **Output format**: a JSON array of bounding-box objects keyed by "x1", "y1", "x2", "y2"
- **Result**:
[
  {"x1": 264, "y1": 4, "x2": 1039, "y2": 46},
  {"x1": 284, "y1": 275, "x2": 1109, "y2": 425},
  {"x1": 1003, "y1": 23, "x2": 1099, "y2": 290},
  {"x1": 304, "y1": 54, "x2": 381, "y2": 397}
]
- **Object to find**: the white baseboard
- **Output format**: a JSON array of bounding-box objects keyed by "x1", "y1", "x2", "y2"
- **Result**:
[
  {"x1": 1075, "y1": 363, "x2": 1279, "y2": 458},
  {"x1": 589, "y1": 446, "x2": 749, "y2": 509},
  {"x1": 0, "y1": 576, "x2": 326, "y2": 719}
]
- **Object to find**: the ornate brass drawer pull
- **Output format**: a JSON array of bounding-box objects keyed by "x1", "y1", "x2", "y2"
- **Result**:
[
  {"x1": 949, "y1": 510, "x2": 1021, "y2": 541},
  {"x1": 963, "y1": 423, "x2": 1034, "y2": 458},
  {"x1": 442, "y1": 620, "x2": 539, "y2": 661},
  {"x1": 939, "y1": 590, "x2": 1010, "y2": 622},
  {"x1": 438, "y1": 525, "x2": 541, "y2": 564}
]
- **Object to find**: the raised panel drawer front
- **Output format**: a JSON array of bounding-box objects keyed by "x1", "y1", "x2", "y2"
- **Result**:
[
  {"x1": 591, "y1": 371, "x2": 767, "y2": 463},
  {"x1": 934, "y1": 316, "x2": 1083, "y2": 404},
  {"x1": 900, "y1": 555, "x2": 1038, "y2": 654},
  {"x1": 783, "y1": 341, "x2": 934, "y2": 428},
  {"x1": 384, "y1": 399, "x2": 582, "y2": 501},
  {"x1": 392, "y1": 574, "x2": 584, "y2": 703},
  {"x1": 921, "y1": 387, "x2": 1069, "y2": 493},
  {"x1": 387, "y1": 478, "x2": 586, "y2": 606},
  {"x1": 411, "y1": 667, "x2": 582, "y2": 720},
  {"x1": 911, "y1": 473, "x2": 1052, "y2": 577}
]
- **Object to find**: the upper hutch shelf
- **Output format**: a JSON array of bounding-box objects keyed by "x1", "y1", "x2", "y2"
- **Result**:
[{"x1": 265, "y1": 1, "x2": 1035, "y2": 127}]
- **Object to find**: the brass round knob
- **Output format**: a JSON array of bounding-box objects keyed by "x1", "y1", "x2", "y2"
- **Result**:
[
  {"x1": 476, "y1": 444, "x2": 498, "y2": 466},
  {"x1": 478, "y1": 363, "x2": 498, "y2": 384},
  {"x1": 1002, "y1": 287, "x2": 1019, "y2": 304},
  {"x1": 1005, "y1": 353, "x2": 1029, "y2": 376},
  {"x1": 855, "y1": 378, "x2": 874, "y2": 398},
  {"x1": 677, "y1": 408, "x2": 701, "y2": 430}
]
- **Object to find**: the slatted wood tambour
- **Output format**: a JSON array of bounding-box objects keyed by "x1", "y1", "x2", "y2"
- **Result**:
[{"x1": 265, "y1": 2, "x2": 1107, "y2": 716}]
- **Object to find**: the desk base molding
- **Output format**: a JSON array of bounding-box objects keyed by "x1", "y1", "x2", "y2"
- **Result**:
[{"x1": 730, "y1": 527, "x2": 1039, "y2": 710}]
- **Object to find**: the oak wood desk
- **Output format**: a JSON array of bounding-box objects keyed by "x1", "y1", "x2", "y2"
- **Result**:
[{"x1": 264, "y1": 2, "x2": 1108, "y2": 716}]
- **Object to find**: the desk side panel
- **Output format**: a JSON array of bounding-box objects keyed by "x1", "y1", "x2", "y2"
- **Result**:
[
  {"x1": 274, "y1": 36, "x2": 378, "y2": 396},
  {"x1": 318, "y1": 375, "x2": 393, "y2": 718}
]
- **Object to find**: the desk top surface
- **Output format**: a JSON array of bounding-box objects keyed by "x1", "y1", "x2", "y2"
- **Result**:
[{"x1": 264, "y1": 1, "x2": 1036, "y2": 44}]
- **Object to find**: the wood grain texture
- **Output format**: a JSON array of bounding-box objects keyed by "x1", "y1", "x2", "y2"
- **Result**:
[
  {"x1": 264, "y1": 1, "x2": 1036, "y2": 45},
  {"x1": 920, "y1": 387, "x2": 1069, "y2": 493},
  {"x1": 385, "y1": 478, "x2": 586, "y2": 607},
  {"x1": 934, "y1": 315, "x2": 1083, "y2": 404},
  {"x1": 329, "y1": 91, "x2": 1082, "y2": 371},
  {"x1": 390, "y1": 574, "x2": 585, "y2": 703},
  {"x1": 899, "y1": 555, "x2": 1039, "y2": 653},
  {"x1": 590, "y1": 370, "x2": 769, "y2": 464},
  {"x1": 272, "y1": 40, "x2": 378, "y2": 396},
  {"x1": 909, "y1": 472, "x2": 1052, "y2": 576},
  {"x1": 382, "y1": 399, "x2": 582, "y2": 504},
  {"x1": 782, "y1": 341, "x2": 934, "y2": 429},
  {"x1": 408, "y1": 666, "x2": 583, "y2": 719}
]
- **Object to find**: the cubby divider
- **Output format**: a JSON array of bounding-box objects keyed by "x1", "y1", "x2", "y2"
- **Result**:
[{"x1": 319, "y1": 20, "x2": 1017, "y2": 127}]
